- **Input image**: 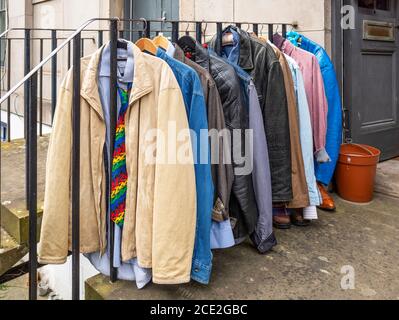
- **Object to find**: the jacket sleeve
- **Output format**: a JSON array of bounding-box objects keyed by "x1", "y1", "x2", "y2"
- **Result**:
[
  {"x1": 38, "y1": 72, "x2": 73, "y2": 264},
  {"x1": 264, "y1": 61, "x2": 293, "y2": 202},
  {"x1": 152, "y1": 66, "x2": 197, "y2": 284},
  {"x1": 312, "y1": 56, "x2": 330, "y2": 162},
  {"x1": 207, "y1": 81, "x2": 234, "y2": 222}
]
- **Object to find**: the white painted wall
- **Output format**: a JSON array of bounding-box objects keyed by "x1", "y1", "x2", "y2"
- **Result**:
[{"x1": 179, "y1": 0, "x2": 331, "y2": 53}]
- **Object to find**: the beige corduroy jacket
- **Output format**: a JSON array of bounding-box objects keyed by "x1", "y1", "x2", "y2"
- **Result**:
[{"x1": 39, "y1": 44, "x2": 197, "y2": 284}]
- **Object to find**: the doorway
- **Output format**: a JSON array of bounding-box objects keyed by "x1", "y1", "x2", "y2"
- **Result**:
[
  {"x1": 123, "y1": 0, "x2": 179, "y2": 42},
  {"x1": 341, "y1": 0, "x2": 399, "y2": 160}
]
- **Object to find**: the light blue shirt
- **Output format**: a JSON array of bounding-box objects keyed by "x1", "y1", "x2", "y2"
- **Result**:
[{"x1": 285, "y1": 54, "x2": 321, "y2": 206}]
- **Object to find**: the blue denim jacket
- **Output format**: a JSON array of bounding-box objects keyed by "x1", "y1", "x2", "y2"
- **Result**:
[
  {"x1": 157, "y1": 48, "x2": 214, "y2": 285},
  {"x1": 288, "y1": 32, "x2": 343, "y2": 186}
]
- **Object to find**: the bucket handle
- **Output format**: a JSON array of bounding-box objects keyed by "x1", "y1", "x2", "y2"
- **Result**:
[{"x1": 346, "y1": 143, "x2": 374, "y2": 156}]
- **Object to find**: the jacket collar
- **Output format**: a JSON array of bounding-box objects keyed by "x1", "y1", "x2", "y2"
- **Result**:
[
  {"x1": 235, "y1": 27, "x2": 254, "y2": 71},
  {"x1": 173, "y1": 44, "x2": 188, "y2": 63},
  {"x1": 210, "y1": 25, "x2": 254, "y2": 71},
  {"x1": 272, "y1": 33, "x2": 294, "y2": 55},
  {"x1": 81, "y1": 41, "x2": 153, "y2": 120}
]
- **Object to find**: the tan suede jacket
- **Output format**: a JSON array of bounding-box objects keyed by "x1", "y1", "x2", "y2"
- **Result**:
[{"x1": 39, "y1": 44, "x2": 197, "y2": 284}]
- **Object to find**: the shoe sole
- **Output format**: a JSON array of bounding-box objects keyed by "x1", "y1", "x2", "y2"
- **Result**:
[
  {"x1": 291, "y1": 222, "x2": 311, "y2": 227},
  {"x1": 273, "y1": 223, "x2": 291, "y2": 230},
  {"x1": 318, "y1": 207, "x2": 336, "y2": 212}
]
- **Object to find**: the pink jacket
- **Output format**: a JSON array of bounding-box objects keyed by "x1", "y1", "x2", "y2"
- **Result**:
[{"x1": 275, "y1": 36, "x2": 329, "y2": 161}]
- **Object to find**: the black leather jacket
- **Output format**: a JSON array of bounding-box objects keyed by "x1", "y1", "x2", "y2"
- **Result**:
[
  {"x1": 177, "y1": 36, "x2": 259, "y2": 238},
  {"x1": 210, "y1": 27, "x2": 293, "y2": 203}
]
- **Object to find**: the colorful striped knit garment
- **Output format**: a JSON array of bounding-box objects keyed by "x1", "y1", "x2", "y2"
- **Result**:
[{"x1": 111, "y1": 83, "x2": 132, "y2": 227}]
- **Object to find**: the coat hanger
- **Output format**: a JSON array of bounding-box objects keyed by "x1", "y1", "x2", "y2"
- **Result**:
[
  {"x1": 135, "y1": 38, "x2": 157, "y2": 55},
  {"x1": 202, "y1": 22, "x2": 208, "y2": 45},
  {"x1": 135, "y1": 18, "x2": 157, "y2": 55},
  {"x1": 153, "y1": 33, "x2": 169, "y2": 51},
  {"x1": 185, "y1": 23, "x2": 190, "y2": 36},
  {"x1": 258, "y1": 24, "x2": 267, "y2": 43}
]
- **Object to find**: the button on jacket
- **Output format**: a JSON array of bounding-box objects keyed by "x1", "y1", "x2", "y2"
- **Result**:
[
  {"x1": 210, "y1": 26, "x2": 293, "y2": 203},
  {"x1": 273, "y1": 34, "x2": 329, "y2": 163},
  {"x1": 39, "y1": 43, "x2": 197, "y2": 285},
  {"x1": 176, "y1": 36, "x2": 259, "y2": 240},
  {"x1": 298, "y1": 35, "x2": 343, "y2": 186},
  {"x1": 156, "y1": 48, "x2": 214, "y2": 285},
  {"x1": 270, "y1": 44, "x2": 310, "y2": 209},
  {"x1": 173, "y1": 44, "x2": 234, "y2": 223}
]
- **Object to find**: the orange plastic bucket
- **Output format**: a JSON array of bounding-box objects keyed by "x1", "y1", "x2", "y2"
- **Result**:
[{"x1": 335, "y1": 144, "x2": 381, "y2": 203}]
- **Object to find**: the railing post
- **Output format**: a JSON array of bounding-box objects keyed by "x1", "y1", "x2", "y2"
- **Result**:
[
  {"x1": 145, "y1": 20, "x2": 151, "y2": 39},
  {"x1": 216, "y1": 22, "x2": 223, "y2": 56},
  {"x1": 24, "y1": 29, "x2": 31, "y2": 210},
  {"x1": 268, "y1": 24, "x2": 274, "y2": 44},
  {"x1": 282, "y1": 24, "x2": 287, "y2": 38},
  {"x1": 109, "y1": 19, "x2": 118, "y2": 283},
  {"x1": 72, "y1": 33, "x2": 81, "y2": 301},
  {"x1": 253, "y1": 23, "x2": 259, "y2": 36},
  {"x1": 51, "y1": 29, "x2": 57, "y2": 121},
  {"x1": 39, "y1": 39, "x2": 43, "y2": 137},
  {"x1": 81, "y1": 38, "x2": 84, "y2": 57},
  {"x1": 172, "y1": 21, "x2": 179, "y2": 43},
  {"x1": 196, "y1": 22, "x2": 202, "y2": 44},
  {"x1": 67, "y1": 41, "x2": 71, "y2": 70},
  {"x1": 7, "y1": 38, "x2": 11, "y2": 142},
  {"x1": 98, "y1": 30, "x2": 103, "y2": 48},
  {"x1": 28, "y1": 71, "x2": 38, "y2": 301}
]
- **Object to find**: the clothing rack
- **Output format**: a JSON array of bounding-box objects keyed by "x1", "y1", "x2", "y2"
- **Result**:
[
  {"x1": 106, "y1": 18, "x2": 295, "y2": 284},
  {"x1": 0, "y1": 17, "x2": 295, "y2": 300}
]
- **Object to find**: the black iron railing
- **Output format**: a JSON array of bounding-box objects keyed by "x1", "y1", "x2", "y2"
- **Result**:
[{"x1": 0, "y1": 17, "x2": 294, "y2": 300}]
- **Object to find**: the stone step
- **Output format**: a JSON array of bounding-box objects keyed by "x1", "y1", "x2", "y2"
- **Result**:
[
  {"x1": 0, "y1": 272, "x2": 47, "y2": 300},
  {"x1": 0, "y1": 227, "x2": 28, "y2": 276},
  {"x1": 1, "y1": 136, "x2": 48, "y2": 245}
]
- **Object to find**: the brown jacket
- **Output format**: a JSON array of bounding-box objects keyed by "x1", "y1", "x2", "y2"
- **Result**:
[
  {"x1": 272, "y1": 45, "x2": 310, "y2": 208},
  {"x1": 174, "y1": 44, "x2": 234, "y2": 222},
  {"x1": 39, "y1": 44, "x2": 197, "y2": 284}
]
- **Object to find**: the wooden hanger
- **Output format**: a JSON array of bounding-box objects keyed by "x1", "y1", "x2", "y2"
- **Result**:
[
  {"x1": 153, "y1": 34, "x2": 169, "y2": 51},
  {"x1": 135, "y1": 38, "x2": 157, "y2": 55}
]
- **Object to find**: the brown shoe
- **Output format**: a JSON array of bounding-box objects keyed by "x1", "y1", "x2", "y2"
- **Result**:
[
  {"x1": 290, "y1": 209, "x2": 311, "y2": 227},
  {"x1": 317, "y1": 182, "x2": 336, "y2": 212},
  {"x1": 273, "y1": 208, "x2": 291, "y2": 229}
]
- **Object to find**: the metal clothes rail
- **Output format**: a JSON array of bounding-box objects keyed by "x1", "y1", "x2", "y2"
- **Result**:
[{"x1": 0, "y1": 17, "x2": 293, "y2": 300}]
